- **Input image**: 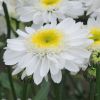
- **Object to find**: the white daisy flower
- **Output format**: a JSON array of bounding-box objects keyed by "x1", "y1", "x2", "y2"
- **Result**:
[
  {"x1": 87, "y1": 17, "x2": 100, "y2": 50},
  {"x1": 4, "y1": 18, "x2": 92, "y2": 85},
  {"x1": 16, "y1": 0, "x2": 84, "y2": 24}
]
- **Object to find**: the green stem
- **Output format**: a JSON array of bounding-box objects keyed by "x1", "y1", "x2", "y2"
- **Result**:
[
  {"x1": 7, "y1": 67, "x2": 17, "y2": 100},
  {"x1": 96, "y1": 64, "x2": 100, "y2": 100},
  {"x1": 54, "y1": 83, "x2": 63, "y2": 100},
  {"x1": 22, "y1": 82, "x2": 28, "y2": 100},
  {"x1": 59, "y1": 82, "x2": 64, "y2": 100},
  {"x1": 89, "y1": 80, "x2": 95, "y2": 100},
  {"x1": 52, "y1": 75, "x2": 65, "y2": 100},
  {"x1": 2, "y1": 2, "x2": 11, "y2": 38},
  {"x1": 68, "y1": 73, "x2": 82, "y2": 95},
  {"x1": 2, "y1": 2, "x2": 17, "y2": 100},
  {"x1": 67, "y1": 73, "x2": 85, "y2": 100}
]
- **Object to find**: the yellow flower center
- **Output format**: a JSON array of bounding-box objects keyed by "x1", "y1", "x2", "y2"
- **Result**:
[
  {"x1": 31, "y1": 29, "x2": 63, "y2": 48},
  {"x1": 90, "y1": 27, "x2": 100, "y2": 49},
  {"x1": 40, "y1": 0, "x2": 61, "y2": 8},
  {"x1": 90, "y1": 27, "x2": 100, "y2": 41}
]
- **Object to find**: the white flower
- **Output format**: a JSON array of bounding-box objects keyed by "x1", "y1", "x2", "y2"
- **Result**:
[
  {"x1": 87, "y1": 17, "x2": 100, "y2": 50},
  {"x1": 83, "y1": 0, "x2": 100, "y2": 16},
  {"x1": 4, "y1": 18, "x2": 92, "y2": 85},
  {"x1": 0, "y1": 16, "x2": 6, "y2": 35},
  {"x1": 16, "y1": 0, "x2": 84, "y2": 24},
  {"x1": 0, "y1": 0, "x2": 17, "y2": 18}
]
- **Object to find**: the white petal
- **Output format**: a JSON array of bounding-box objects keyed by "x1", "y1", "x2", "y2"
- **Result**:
[
  {"x1": 33, "y1": 12, "x2": 43, "y2": 24},
  {"x1": 51, "y1": 54, "x2": 65, "y2": 69},
  {"x1": 47, "y1": 55, "x2": 61, "y2": 74},
  {"x1": 18, "y1": 53, "x2": 33, "y2": 69},
  {"x1": 18, "y1": 7, "x2": 35, "y2": 22},
  {"x1": 60, "y1": 52, "x2": 75, "y2": 60},
  {"x1": 12, "y1": 67, "x2": 23, "y2": 75},
  {"x1": 4, "y1": 50, "x2": 24, "y2": 65},
  {"x1": 65, "y1": 61, "x2": 80, "y2": 73},
  {"x1": 50, "y1": 62, "x2": 59, "y2": 75},
  {"x1": 63, "y1": 1, "x2": 84, "y2": 18},
  {"x1": 25, "y1": 27, "x2": 35, "y2": 34},
  {"x1": 7, "y1": 39, "x2": 26, "y2": 51},
  {"x1": 16, "y1": 30, "x2": 28, "y2": 37},
  {"x1": 68, "y1": 48, "x2": 91, "y2": 58},
  {"x1": 21, "y1": 71, "x2": 27, "y2": 80},
  {"x1": 51, "y1": 71, "x2": 62, "y2": 83},
  {"x1": 26, "y1": 56, "x2": 40, "y2": 76},
  {"x1": 47, "y1": 54, "x2": 58, "y2": 64},
  {"x1": 56, "y1": 18, "x2": 75, "y2": 31},
  {"x1": 33, "y1": 69, "x2": 43, "y2": 85},
  {"x1": 40, "y1": 57, "x2": 49, "y2": 77}
]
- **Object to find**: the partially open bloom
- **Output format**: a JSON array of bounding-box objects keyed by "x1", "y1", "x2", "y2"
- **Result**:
[
  {"x1": 16, "y1": 0, "x2": 84, "y2": 23},
  {"x1": 87, "y1": 17, "x2": 100, "y2": 50},
  {"x1": 4, "y1": 18, "x2": 92, "y2": 85}
]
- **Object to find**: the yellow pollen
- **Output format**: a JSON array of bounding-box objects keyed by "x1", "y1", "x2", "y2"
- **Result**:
[
  {"x1": 31, "y1": 29, "x2": 63, "y2": 48},
  {"x1": 40, "y1": 0, "x2": 61, "y2": 8}
]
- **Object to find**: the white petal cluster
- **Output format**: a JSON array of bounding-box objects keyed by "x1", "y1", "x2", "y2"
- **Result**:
[
  {"x1": 16, "y1": 0, "x2": 84, "y2": 24},
  {"x1": 4, "y1": 18, "x2": 93, "y2": 84},
  {"x1": 82, "y1": 0, "x2": 100, "y2": 17}
]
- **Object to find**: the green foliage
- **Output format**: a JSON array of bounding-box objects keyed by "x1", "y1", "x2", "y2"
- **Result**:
[
  {"x1": 0, "y1": 71, "x2": 23, "y2": 98},
  {"x1": 34, "y1": 81, "x2": 49, "y2": 100}
]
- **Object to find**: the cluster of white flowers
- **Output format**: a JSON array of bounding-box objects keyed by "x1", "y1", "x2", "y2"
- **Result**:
[{"x1": 0, "y1": 0, "x2": 100, "y2": 85}]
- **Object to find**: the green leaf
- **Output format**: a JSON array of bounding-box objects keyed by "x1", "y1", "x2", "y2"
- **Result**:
[
  {"x1": 0, "y1": 72, "x2": 23, "y2": 98},
  {"x1": 0, "y1": 72, "x2": 11, "y2": 89},
  {"x1": 34, "y1": 81, "x2": 49, "y2": 100}
]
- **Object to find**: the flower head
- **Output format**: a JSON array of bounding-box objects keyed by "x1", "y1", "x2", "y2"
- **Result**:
[
  {"x1": 16, "y1": 0, "x2": 84, "y2": 23},
  {"x1": 87, "y1": 17, "x2": 100, "y2": 50},
  {"x1": 4, "y1": 18, "x2": 92, "y2": 85}
]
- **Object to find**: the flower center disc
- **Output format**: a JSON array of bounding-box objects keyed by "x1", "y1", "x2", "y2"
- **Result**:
[
  {"x1": 31, "y1": 29, "x2": 63, "y2": 48},
  {"x1": 90, "y1": 27, "x2": 100, "y2": 48},
  {"x1": 40, "y1": 0, "x2": 61, "y2": 7},
  {"x1": 90, "y1": 27, "x2": 100, "y2": 41}
]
